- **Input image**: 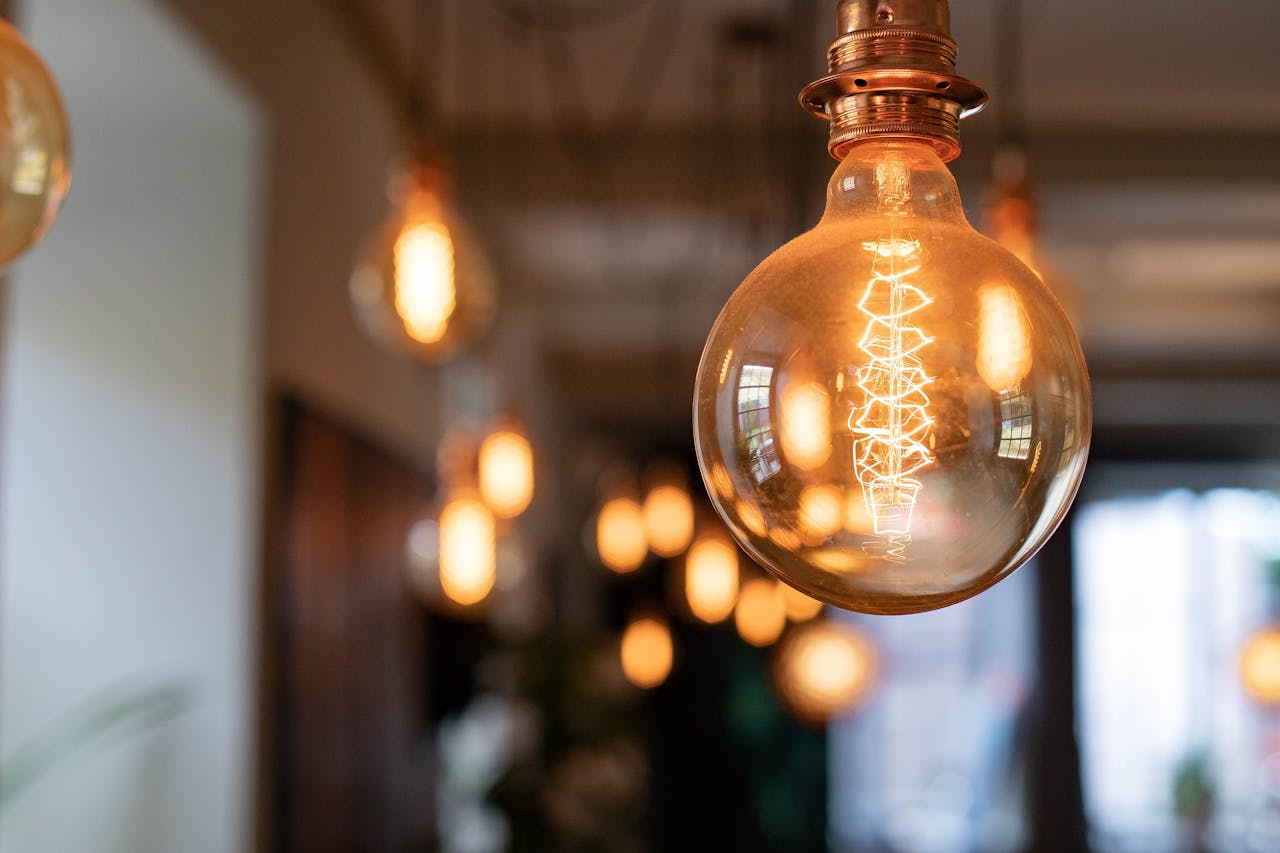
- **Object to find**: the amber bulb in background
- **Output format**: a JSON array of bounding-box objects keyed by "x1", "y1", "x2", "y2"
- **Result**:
[
  {"x1": 642, "y1": 463, "x2": 695, "y2": 558},
  {"x1": 596, "y1": 495, "x2": 648, "y2": 574},
  {"x1": 1241, "y1": 627, "x2": 1280, "y2": 705},
  {"x1": 735, "y1": 576, "x2": 787, "y2": 647},
  {"x1": 694, "y1": 140, "x2": 1091, "y2": 614},
  {"x1": 438, "y1": 493, "x2": 496, "y2": 606},
  {"x1": 0, "y1": 20, "x2": 70, "y2": 268},
  {"x1": 684, "y1": 531, "x2": 739, "y2": 624},
  {"x1": 775, "y1": 582, "x2": 823, "y2": 623},
  {"x1": 773, "y1": 619, "x2": 877, "y2": 723},
  {"x1": 620, "y1": 614, "x2": 674, "y2": 689},
  {"x1": 350, "y1": 161, "x2": 495, "y2": 363},
  {"x1": 478, "y1": 425, "x2": 534, "y2": 520}
]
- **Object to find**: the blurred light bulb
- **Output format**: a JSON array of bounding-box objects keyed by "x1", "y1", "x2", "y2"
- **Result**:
[
  {"x1": 351, "y1": 161, "x2": 495, "y2": 363},
  {"x1": 694, "y1": 140, "x2": 1090, "y2": 614},
  {"x1": 684, "y1": 533, "x2": 739, "y2": 624},
  {"x1": 1241, "y1": 627, "x2": 1280, "y2": 705},
  {"x1": 439, "y1": 495, "x2": 496, "y2": 606},
  {"x1": 597, "y1": 496, "x2": 648, "y2": 574},
  {"x1": 620, "y1": 615, "x2": 674, "y2": 689},
  {"x1": 735, "y1": 576, "x2": 787, "y2": 647},
  {"x1": 479, "y1": 426, "x2": 534, "y2": 520},
  {"x1": 642, "y1": 464, "x2": 695, "y2": 558},
  {"x1": 0, "y1": 20, "x2": 71, "y2": 267},
  {"x1": 775, "y1": 581, "x2": 823, "y2": 623},
  {"x1": 773, "y1": 619, "x2": 876, "y2": 723}
]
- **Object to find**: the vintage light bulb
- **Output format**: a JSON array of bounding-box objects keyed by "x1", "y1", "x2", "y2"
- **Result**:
[
  {"x1": 735, "y1": 576, "x2": 787, "y2": 647},
  {"x1": 642, "y1": 463, "x2": 695, "y2": 558},
  {"x1": 596, "y1": 495, "x2": 648, "y2": 574},
  {"x1": 692, "y1": 0, "x2": 1090, "y2": 615},
  {"x1": 350, "y1": 159, "x2": 495, "y2": 363},
  {"x1": 684, "y1": 531, "x2": 739, "y2": 624},
  {"x1": 1241, "y1": 627, "x2": 1280, "y2": 705},
  {"x1": 620, "y1": 614, "x2": 675, "y2": 689},
  {"x1": 478, "y1": 423, "x2": 534, "y2": 520},
  {"x1": 438, "y1": 493, "x2": 496, "y2": 606},
  {"x1": 773, "y1": 619, "x2": 877, "y2": 723},
  {"x1": 0, "y1": 20, "x2": 70, "y2": 267}
]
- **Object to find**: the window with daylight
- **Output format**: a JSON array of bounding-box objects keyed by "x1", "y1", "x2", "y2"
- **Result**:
[
  {"x1": 996, "y1": 390, "x2": 1033, "y2": 460},
  {"x1": 736, "y1": 363, "x2": 780, "y2": 483},
  {"x1": 1076, "y1": 481, "x2": 1280, "y2": 852}
]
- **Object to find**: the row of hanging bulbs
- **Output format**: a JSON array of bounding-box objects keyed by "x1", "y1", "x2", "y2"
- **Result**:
[{"x1": 598, "y1": 459, "x2": 879, "y2": 723}]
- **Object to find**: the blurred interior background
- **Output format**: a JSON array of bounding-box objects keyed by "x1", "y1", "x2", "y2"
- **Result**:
[{"x1": 1, "y1": 0, "x2": 1279, "y2": 851}]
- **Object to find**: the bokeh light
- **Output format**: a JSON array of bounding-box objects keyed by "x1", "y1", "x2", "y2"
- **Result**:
[
  {"x1": 735, "y1": 577, "x2": 787, "y2": 647},
  {"x1": 597, "y1": 496, "x2": 648, "y2": 574},
  {"x1": 773, "y1": 619, "x2": 877, "y2": 723},
  {"x1": 621, "y1": 615, "x2": 674, "y2": 689},
  {"x1": 685, "y1": 533, "x2": 739, "y2": 624},
  {"x1": 479, "y1": 427, "x2": 535, "y2": 520}
]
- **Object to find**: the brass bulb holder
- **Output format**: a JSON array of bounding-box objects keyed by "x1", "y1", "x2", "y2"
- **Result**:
[{"x1": 800, "y1": 0, "x2": 987, "y2": 161}]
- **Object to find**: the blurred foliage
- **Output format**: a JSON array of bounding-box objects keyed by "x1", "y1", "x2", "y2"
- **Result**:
[{"x1": 0, "y1": 683, "x2": 188, "y2": 813}]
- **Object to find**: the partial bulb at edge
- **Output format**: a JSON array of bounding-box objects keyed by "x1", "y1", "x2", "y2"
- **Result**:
[{"x1": 693, "y1": 140, "x2": 1090, "y2": 615}]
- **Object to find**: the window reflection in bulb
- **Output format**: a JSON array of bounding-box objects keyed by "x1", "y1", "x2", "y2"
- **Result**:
[{"x1": 694, "y1": 140, "x2": 1090, "y2": 614}]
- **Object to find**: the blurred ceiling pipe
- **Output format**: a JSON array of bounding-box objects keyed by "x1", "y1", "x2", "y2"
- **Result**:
[{"x1": 325, "y1": 0, "x2": 419, "y2": 136}]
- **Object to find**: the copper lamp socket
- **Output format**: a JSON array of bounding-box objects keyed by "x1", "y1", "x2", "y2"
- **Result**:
[{"x1": 800, "y1": 0, "x2": 987, "y2": 161}]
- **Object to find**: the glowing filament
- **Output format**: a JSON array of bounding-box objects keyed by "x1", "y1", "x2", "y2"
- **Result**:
[
  {"x1": 850, "y1": 237, "x2": 935, "y2": 536},
  {"x1": 439, "y1": 497, "x2": 496, "y2": 606},
  {"x1": 393, "y1": 219, "x2": 456, "y2": 344},
  {"x1": 977, "y1": 284, "x2": 1033, "y2": 392}
]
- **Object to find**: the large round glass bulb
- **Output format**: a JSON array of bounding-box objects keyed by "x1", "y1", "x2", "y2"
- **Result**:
[
  {"x1": 350, "y1": 163, "x2": 495, "y2": 363},
  {"x1": 694, "y1": 140, "x2": 1090, "y2": 615},
  {"x1": 0, "y1": 19, "x2": 71, "y2": 267}
]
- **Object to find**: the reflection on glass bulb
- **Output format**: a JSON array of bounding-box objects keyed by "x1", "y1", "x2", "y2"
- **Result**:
[
  {"x1": 350, "y1": 163, "x2": 495, "y2": 363},
  {"x1": 439, "y1": 495, "x2": 496, "y2": 606},
  {"x1": 1241, "y1": 627, "x2": 1280, "y2": 705},
  {"x1": 694, "y1": 141, "x2": 1090, "y2": 614},
  {"x1": 479, "y1": 427, "x2": 535, "y2": 520},
  {"x1": 773, "y1": 619, "x2": 876, "y2": 723},
  {"x1": 620, "y1": 615, "x2": 674, "y2": 689},
  {"x1": 0, "y1": 20, "x2": 71, "y2": 268},
  {"x1": 780, "y1": 382, "x2": 832, "y2": 471},
  {"x1": 977, "y1": 285, "x2": 1033, "y2": 392},
  {"x1": 735, "y1": 577, "x2": 787, "y2": 647},
  {"x1": 597, "y1": 496, "x2": 648, "y2": 574},
  {"x1": 684, "y1": 533, "x2": 739, "y2": 624}
]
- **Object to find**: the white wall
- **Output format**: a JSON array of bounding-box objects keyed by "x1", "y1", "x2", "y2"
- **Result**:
[{"x1": 0, "y1": 1, "x2": 263, "y2": 850}]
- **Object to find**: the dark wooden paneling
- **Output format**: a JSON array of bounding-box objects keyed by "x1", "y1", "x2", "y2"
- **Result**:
[{"x1": 268, "y1": 398, "x2": 432, "y2": 853}]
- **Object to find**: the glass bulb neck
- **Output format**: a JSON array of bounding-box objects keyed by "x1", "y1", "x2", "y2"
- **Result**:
[{"x1": 822, "y1": 140, "x2": 967, "y2": 226}]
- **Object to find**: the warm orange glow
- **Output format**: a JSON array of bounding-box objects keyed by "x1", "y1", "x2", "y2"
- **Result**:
[
  {"x1": 439, "y1": 496, "x2": 496, "y2": 606},
  {"x1": 776, "y1": 582, "x2": 823, "y2": 622},
  {"x1": 798, "y1": 484, "x2": 843, "y2": 541},
  {"x1": 774, "y1": 620, "x2": 876, "y2": 723},
  {"x1": 597, "y1": 497, "x2": 648, "y2": 573},
  {"x1": 977, "y1": 284, "x2": 1033, "y2": 392},
  {"x1": 780, "y1": 381, "x2": 832, "y2": 470},
  {"x1": 709, "y1": 462, "x2": 734, "y2": 500},
  {"x1": 393, "y1": 214, "x2": 456, "y2": 345},
  {"x1": 736, "y1": 500, "x2": 768, "y2": 537},
  {"x1": 643, "y1": 483, "x2": 695, "y2": 558},
  {"x1": 1241, "y1": 627, "x2": 1280, "y2": 705},
  {"x1": 621, "y1": 615, "x2": 674, "y2": 689},
  {"x1": 478, "y1": 428, "x2": 534, "y2": 519},
  {"x1": 685, "y1": 534, "x2": 739, "y2": 623},
  {"x1": 735, "y1": 577, "x2": 786, "y2": 647}
]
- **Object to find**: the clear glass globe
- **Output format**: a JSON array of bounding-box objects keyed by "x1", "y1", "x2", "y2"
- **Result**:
[
  {"x1": 0, "y1": 19, "x2": 71, "y2": 267},
  {"x1": 350, "y1": 161, "x2": 495, "y2": 363},
  {"x1": 694, "y1": 140, "x2": 1091, "y2": 615}
]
